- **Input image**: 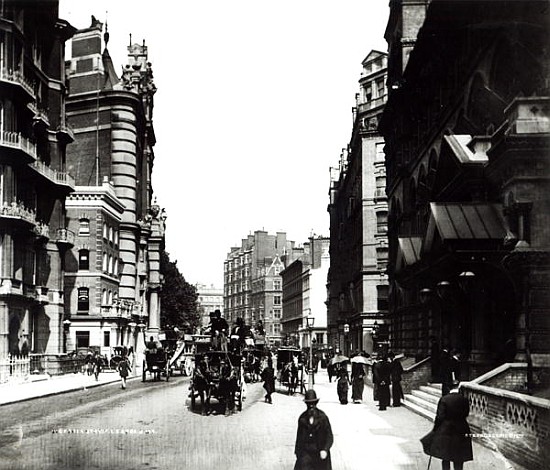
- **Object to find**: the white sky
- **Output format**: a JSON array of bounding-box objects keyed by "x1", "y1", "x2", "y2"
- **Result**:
[{"x1": 59, "y1": 0, "x2": 389, "y2": 288}]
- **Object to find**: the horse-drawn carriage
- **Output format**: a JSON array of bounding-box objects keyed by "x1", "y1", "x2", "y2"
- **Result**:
[
  {"x1": 189, "y1": 351, "x2": 244, "y2": 415},
  {"x1": 276, "y1": 347, "x2": 306, "y2": 395},
  {"x1": 242, "y1": 347, "x2": 264, "y2": 383},
  {"x1": 142, "y1": 347, "x2": 170, "y2": 382}
]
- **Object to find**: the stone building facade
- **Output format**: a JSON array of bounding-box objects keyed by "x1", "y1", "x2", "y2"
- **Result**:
[
  {"x1": 0, "y1": 1, "x2": 75, "y2": 360},
  {"x1": 196, "y1": 283, "x2": 223, "y2": 329},
  {"x1": 63, "y1": 18, "x2": 164, "y2": 357},
  {"x1": 281, "y1": 236, "x2": 330, "y2": 349},
  {"x1": 327, "y1": 51, "x2": 389, "y2": 356},
  {"x1": 380, "y1": 0, "x2": 550, "y2": 382}
]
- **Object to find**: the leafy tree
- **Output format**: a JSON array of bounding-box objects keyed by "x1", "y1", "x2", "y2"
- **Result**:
[{"x1": 160, "y1": 250, "x2": 199, "y2": 333}]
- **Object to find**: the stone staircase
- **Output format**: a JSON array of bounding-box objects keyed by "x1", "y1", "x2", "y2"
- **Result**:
[{"x1": 403, "y1": 383, "x2": 441, "y2": 421}]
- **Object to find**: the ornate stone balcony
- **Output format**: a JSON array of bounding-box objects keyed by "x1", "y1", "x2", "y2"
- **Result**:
[
  {"x1": 0, "y1": 130, "x2": 37, "y2": 161},
  {"x1": 28, "y1": 102, "x2": 50, "y2": 128},
  {"x1": 56, "y1": 123, "x2": 75, "y2": 143},
  {"x1": 55, "y1": 228, "x2": 75, "y2": 248},
  {"x1": 0, "y1": 68, "x2": 36, "y2": 100},
  {"x1": 29, "y1": 161, "x2": 75, "y2": 190},
  {"x1": 0, "y1": 201, "x2": 37, "y2": 225},
  {"x1": 32, "y1": 222, "x2": 50, "y2": 240}
]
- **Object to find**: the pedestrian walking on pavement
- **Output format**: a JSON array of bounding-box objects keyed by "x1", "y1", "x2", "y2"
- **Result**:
[
  {"x1": 350, "y1": 354, "x2": 366, "y2": 403},
  {"x1": 375, "y1": 354, "x2": 391, "y2": 410},
  {"x1": 294, "y1": 389, "x2": 333, "y2": 470},
  {"x1": 91, "y1": 352, "x2": 102, "y2": 381},
  {"x1": 388, "y1": 351, "x2": 404, "y2": 407},
  {"x1": 421, "y1": 384, "x2": 473, "y2": 470},
  {"x1": 117, "y1": 355, "x2": 132, "y2": 389},
  {"x1": 336, "y1": 365, "x2": 351, "y2": 405},
  {"x1": 261, "y1": 358, "x2": 275, "y2": 403}
]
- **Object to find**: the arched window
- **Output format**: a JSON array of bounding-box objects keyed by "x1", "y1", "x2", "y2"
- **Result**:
[
  {"x1": 109, "y1": 227, "x2": 114, "y2": 244},
  {"x1": 103, "y1": 223, "x2": 108, "y2": 240},
  {"x1": 102, "y1": 253, "x2": 108, "y2": 272},
  {"x1": 78, "y1": 249, "x2": 89, "y2": 270},
  {"x1": 108, "y1": 290, "x2": 113, "y2": 305},
  {"x1": 102, "y1": 289, "x2": 107, "y2": 305},
  {"x1": 108, "y1": 255, "x2": 113, "y2": 274},
  {"x1": 114, "y1": 258, "x2": 119, "y2": 276}
]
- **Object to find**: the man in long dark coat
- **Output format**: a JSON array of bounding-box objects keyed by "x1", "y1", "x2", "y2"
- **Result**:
[
  {"x1": 424, "y1": 385, "x2": 473, "y2": 470},
  {"x1": 261, "y1": 359, "x2": 275, "y2": 403},
  {"x1": 375, "y1": 354, "x2": 391, "y2": 410},
  {"x1": 294, "y1": 389, "x2": 333, "y2": 470}
]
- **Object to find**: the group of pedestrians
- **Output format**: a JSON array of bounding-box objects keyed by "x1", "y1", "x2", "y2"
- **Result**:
[{"x1": 333, "y1": 350, "x2": 403, "y2": 410}]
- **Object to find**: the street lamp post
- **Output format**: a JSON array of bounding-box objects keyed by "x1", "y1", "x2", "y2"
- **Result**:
[
  {"x1": 62, "y1": 319, "x2": 71, "y2": 353},
  {"x1": 306, "y1": 315, "x2": 315, "y2": 389},
  {"x1": 343, "y1": 322, "x2": 349, "y2": 356}
]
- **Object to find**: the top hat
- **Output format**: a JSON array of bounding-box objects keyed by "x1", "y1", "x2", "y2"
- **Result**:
[{"x1": 304, "y1": 389, "x2": 319, "y2": 403}]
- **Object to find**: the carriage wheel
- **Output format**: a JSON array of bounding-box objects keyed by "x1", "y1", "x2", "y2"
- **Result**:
[
  {"x1": 166, "y1": 363, "x2": 170, "y2": 381},
  {"x1": 180, "y1": 363, "x2": 185, "y2": 376},
  {"x1": 142, "y1": 361, "x2": 146, "y2": 382}
]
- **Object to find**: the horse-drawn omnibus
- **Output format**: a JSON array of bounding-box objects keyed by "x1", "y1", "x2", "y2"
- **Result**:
[
  {"x1": 276, "y1": 347, "x2": 306, "y2": 395},
  {"x1": 189, "y1": 350, "x2": 244, "y2": 416}
]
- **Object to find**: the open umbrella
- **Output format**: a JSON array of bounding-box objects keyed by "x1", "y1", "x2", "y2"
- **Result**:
[
  {"x1": 351, "y1": 355, "x2": 369, "y2": 365},
  {"x1": 330, "y1": 354, "x2": 349, "y2": 365}
]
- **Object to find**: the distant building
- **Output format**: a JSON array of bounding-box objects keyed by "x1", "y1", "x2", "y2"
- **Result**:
[
  {"x1": 0, "y1": 1, "x2": 76, "y2": 364},
  {"x1": 281, "y1": 237, "x2": 330, "y2": 349},
  {"x1": 63, "y1": 17, "x2": 164, "y2": 357},
  {"x1": 327, "y1": 51, "x2": 389, "y2": 355},
  {"x1": 224, "y1": 230, "x2": 299, "y2": 345},
  {"x1": 196, "y1": 284, "x2": 223, "y2": 329}
]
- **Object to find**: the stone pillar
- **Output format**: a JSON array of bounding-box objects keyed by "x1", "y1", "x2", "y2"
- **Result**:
[{"x1": 111, "y1": 106, "x2": 138, "y2": 302}]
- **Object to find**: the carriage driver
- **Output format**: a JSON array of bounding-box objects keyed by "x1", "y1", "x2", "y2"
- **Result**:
[{"x1": 206, "y1": 310, "x2": 229, "y2": 351}]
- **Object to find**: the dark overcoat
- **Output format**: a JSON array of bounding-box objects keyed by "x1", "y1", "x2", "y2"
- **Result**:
[
  {"x1": 294, "y1": 407, "x2": 333, "y2": 470},
  {"x1": 375, "y1": 360, "x2": 391, "y2": 408},
  {"x1": 428, "y1": 392, "x2": 473, "y2": 462},
  {"x1": 261, "y1": 366, "x2": 275, "y2": 394}
]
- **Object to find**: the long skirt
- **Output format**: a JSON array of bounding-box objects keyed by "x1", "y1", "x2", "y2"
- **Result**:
[
  {"x1": 351, "y1": 377, "x2": 364, "y2": 401},
  {"x1": 337, "y1": 379, "x2": 349, "y2": 404}
]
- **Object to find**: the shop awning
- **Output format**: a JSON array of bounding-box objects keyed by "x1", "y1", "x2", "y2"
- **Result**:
[
  {"x1": 398, "y1": 237, "x2": 423, "y2": 265},
  {"x1": 429, "y1": 202, "x2": 507, "y2": 240}
]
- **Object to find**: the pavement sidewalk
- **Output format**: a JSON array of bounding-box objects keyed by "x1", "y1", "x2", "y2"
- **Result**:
[
  {"x1": 0, "y1": 371, "x2": 140, "y2": 406},
  {"x1": 280, "y1": 371, "x2": 523, "y2": 470}
]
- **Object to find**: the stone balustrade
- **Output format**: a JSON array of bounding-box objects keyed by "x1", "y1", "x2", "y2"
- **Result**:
[{"x1": 461, "y1": 381, "x2": 550, "y2": 470}]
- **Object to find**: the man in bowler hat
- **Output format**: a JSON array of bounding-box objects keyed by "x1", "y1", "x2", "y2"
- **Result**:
[{"x1": 294, "y1": 389, "x2": 333, "y2": 470}]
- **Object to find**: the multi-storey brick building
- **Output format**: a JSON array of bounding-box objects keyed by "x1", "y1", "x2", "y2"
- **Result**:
[
  {"x1": 224, "y1": 230, "x2": 299, "y2": 345},
  {"x1": 0, "y1": 1, "x2": 75, "y2": 365},
  {"x1": 327, "y1": 51, "x2": 389, "y2": 355},
  {"x1": 281, "y1": 236, "x2": 330, "y2": 349},
  {"x1": 63, "y1": 17, "x2": 164, "y2": 357}
]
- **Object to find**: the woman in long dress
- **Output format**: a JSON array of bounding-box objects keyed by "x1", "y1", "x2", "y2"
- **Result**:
[
  {"x1": 336, "y1": 365, "x2": 351, "y2": 404},
  {"x1": 351, "y1": 361, "x2": 366, "y2": 403}
]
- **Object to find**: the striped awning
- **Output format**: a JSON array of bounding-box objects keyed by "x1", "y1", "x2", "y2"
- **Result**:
[{"x1": 429, "y1": 203, "x2": 507, "y2": 240}]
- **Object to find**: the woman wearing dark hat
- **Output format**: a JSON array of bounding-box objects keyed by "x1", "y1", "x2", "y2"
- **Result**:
[{"x1": 294, "y1": 389, "x2": 334, "y2": 470}]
